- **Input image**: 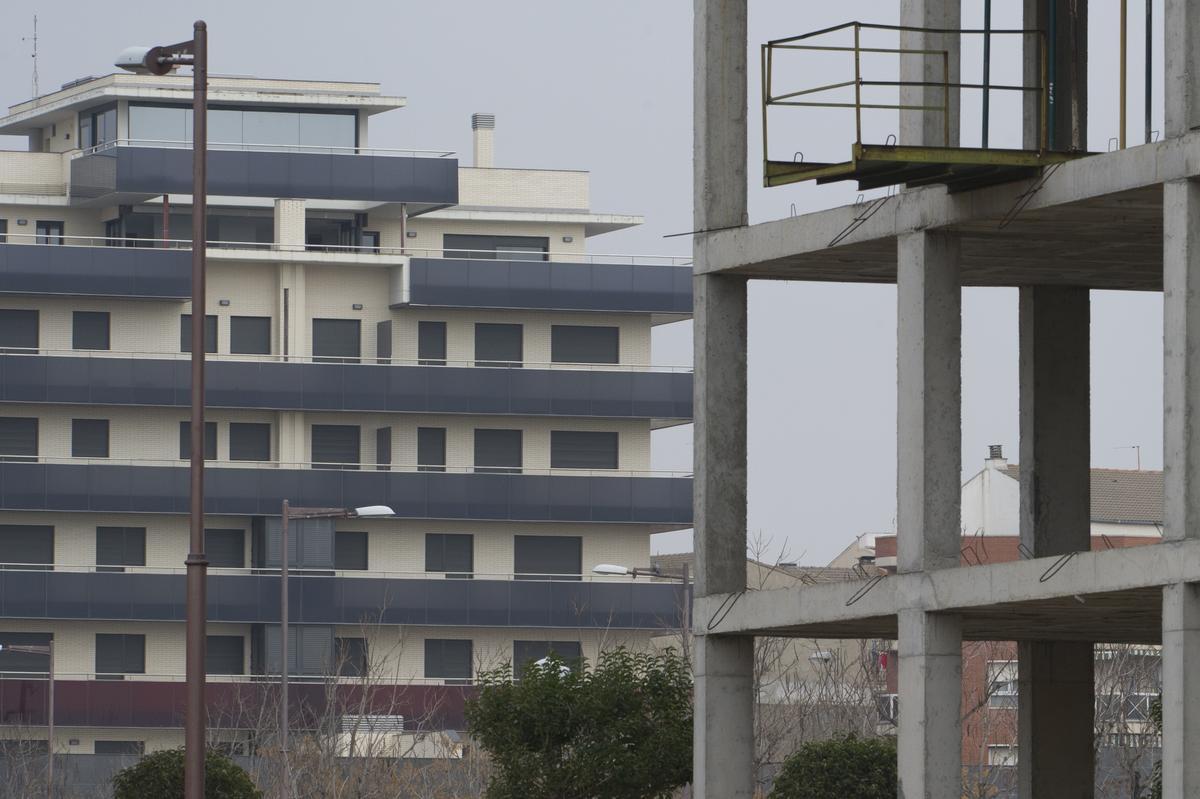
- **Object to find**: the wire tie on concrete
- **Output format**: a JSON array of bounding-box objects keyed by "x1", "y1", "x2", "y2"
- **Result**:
[
  {"x1": 961, "y1": 544, "x2": 981, "y2": 566},
  {"x1": 1101, "y1": 534, "x2": 1115, "y2": 550},
  {"x1": 706, "y1": 590, "x2": 746, "y2": 631},
  {"x1": 1039, "y1": 550, "x2": 1078, "y2": 583},
  {"x1": 845, "y1": 574, "x2": 884, "y2": 607},
  {"x1": 828, "y1": 194, "x2": 892, "y2": 248},
  {"x1": 999, "y1": 162, "x2": 1062, "y2": 229},
  {"x1": 1017, "y1": 542, "x2": 1035, "y2": 560},
  {"x1": 663, "y1": 222, "x2": 745, "y2": 239}
]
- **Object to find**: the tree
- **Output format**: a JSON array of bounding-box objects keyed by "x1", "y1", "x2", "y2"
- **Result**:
[
  {"x1": 111, "y1": 748, "x2": 261, "y2": 799},
  {"x1": 767, "y1": 735, "x2": 897, "y2": 799},
  {"x1": 466, "y1": 647, "x2": 692, "y2": 799}
]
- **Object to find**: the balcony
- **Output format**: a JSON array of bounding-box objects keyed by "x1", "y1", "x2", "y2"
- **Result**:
[
  {"x1": 0, "y1": 352, "x2": 693, "y2": 423},
  {"x1": 69, "y1": 140, "x2": 459, "y2": 210},
  {"x1": 0, "y1": 461, "x2": 693, "y2": 528},
  {"x1": 0, "y1": 238, "x2": 190, "y2": 300}
]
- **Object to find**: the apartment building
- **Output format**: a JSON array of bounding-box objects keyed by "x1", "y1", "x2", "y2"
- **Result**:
[{"x1": 0, "y1": 70, "x2": 692, "y2": 761}]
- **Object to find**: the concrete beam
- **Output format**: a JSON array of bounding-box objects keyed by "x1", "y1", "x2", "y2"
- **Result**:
[
  {"x1": 1166, "y1": 0, "x2": 1200, "y2": 138},
  {"x1": 1165, "y1": 179, "x2": 1200, "y2": 542},
  {"x1": 899, "y1": 0, "x2": 960, "y2": 148},
  {"x1": 897, "y1": 610, "x2": 962, "y2": 798},
  {"x1": 1162, "y1": 582, "x2": 1200, "y2": 798},
  {"x1": 897, "y1": 231, "x2": 961, "y2": 573}
]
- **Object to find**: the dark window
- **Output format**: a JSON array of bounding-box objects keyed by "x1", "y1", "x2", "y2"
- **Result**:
[
  {"x1": 551, "y1": 431, "x2": 619, "y2": 470},
  {"x1": 513, "y1": 641, "x2": 583, "y2": 678},
  {"x1": 361, "y1": 231, "x2": 381, "y2": 252},
  {"x1": 474, "y1": 428, "x2": 521, "y2": 473},
  {"x1": 0, "y1": 633, "x2": 51, "y2": 673},
  {"x1": 474, "y1": 323, "x2": 522, "y2": 366},
  {"x1": 336, "y1": 637, "x2": 368, "y2": 677},
  {"x1": 207, "y1": 529, "x2": 245, "y2": 568},
  {"x1": 376, "y1": 320, "x2": 392, "y2": 363},
  {"x1": 0, "y1": 309, "x2": 39, "y2": 351},
  {"x1": 0, "y1": 219, "x2": 6, "y2": 243},
  {"x1": 424, "y1": 639, "x2": 472, "y2": 680},
  {"x1": 230, "y1": 316, "x2": 271, "y2": 355},
  {"x1": 72, "y1": 311, "x2": 111, "y2": 351},
  {"x1": 425, "y1": 533, "x2": 473, "y2": 578},
  {"x1": 229, "y1": 422, "x2": 270, "y2": 461},
  {"x1": 206, "y1": 635, "x2": 245, "y2": 675},
  {"x1": 312, "y1": 318, "x2": 361, "y2": 363},
  {"x1": 514, "y1": 535, "x2": 582, "y2": 581},
  {"x1": 180, "y1": 314, "x2": 218, "y2": 353},
  {"x1": 179, "y1": 421, "x2": 217, "y2": 460},
  {"x1": 418, "y1": 427, "x2": 446, "y2": 472},
  {"x1": 335, "y1": 531, "x2": 368, "y2": 570},
  {"x1": 79, "y1": 105, "x2": 116, "y2": 149},
  {"x1": 72, "y1": 418, "x2": 110, "y2": 458},
  {"x1": 551, "y1": 325, "x2": 620, "y2": 364},
  {"x1": 35, "y1": 221, "x2": 63, "y2": 245},
  {"x1": 375, "y1": 427, "x2": 391, "y2": 471},
  {"x1": 418, "y1": 321, "x2": 447, "y2": 365},
  {"x1": 0, "y1": 740, "x2": 47, "y2": 757},
  {"x1": 95, "y1": 633, "x2": 145, "y2": 676},
  {"x1": 94, "y1": 740, "x2": 144, "y2": 756},
  {"x1": 96, "y1": 527, "x2": 145, "y2": 572},
  {"x1": 312, "y1": 425, "x2": 360, "y2": 470},
  {"x1": 0, "y1": 417, "x2": 38, "y2": 461},
  {"x1": 0, "y1": 525, "x2": 53, "y2": 570},
  {"x1": 444, "y1": 233, "x2": 549, "y2": 261}
]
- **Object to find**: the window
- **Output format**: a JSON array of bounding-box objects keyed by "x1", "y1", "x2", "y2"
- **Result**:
[
  {"x1": 179, "y1": 421, "x2": 217, "y2": 460},
  {"x1": 417, "y1": 321, "x2": 447, "y2": 365},
  {"x1": 129, "y1": 104, "x2": 356, "y2": 150},
  {"x1": 0, "y1": 633, "x2": 51, "y2": 673},
  {"x1": 551, "y1": 431, "x2": 619, "y2": 470},
  {"x1": 0, "y1": 309, "x2": 39, "y2": 351},
  {"x1": 424, "y1": 639, "x2": 472, "y2": 681},
  {"x1": 312, "y1": 425, "x2": 360, "y2": 469},
  {"x1": 206, "y1": 635, "x2": 245, "y2": 675},
  {"x1": 180, "y1": 314, "x2": 218, "y2": 353},
  {"x1": 474, "y1": 428, "x2": 521, "y2": 474},
  {"x1": 987, "y1": 745, "x2": 1018, "y2": 767},
  {"x1": 375, "y1": 427, "x2": 391, "y2": 471},
  {"x1": 987, "y1": 660, "x2": 1019, "y2": 708},
  {"x1": 96, "y1": 527, "x2": 145, "y2": 572},
  {"x1": 72, "y1": 418, "x2": 110, "y2": 458},
  {"x1": 95, "y1": 633, "x2": 145, "y2": 677},
  {"x1": 418, "y1": 427, "x2": 446, "y2": 472},
  {"x1": 335, "y1": 531, "x2": 368, "y2": 571},
  {"x1": 230, "y1": 316, "x2": 271, "y2": 355},
  {"x1": 0, "y1": 525, "x2": 53, "y2": 570},
  {"x1": 513, "y1": 641, "x2": 583, "y2": 678},
  {"x1": 551, "y1": 325, "x2": 620, "y2": 364},
  {"x1": 35, "y1": 221, "x2": 63, "y2": 245},
  {"x1": 376, "y1": 320, "x2": 392, "y2": 363},
  {"x1": 229, "y1": 422, "x2": 270, "y2": 461},
  {"x1": 336, "y1": 637, "x2": 368, "y2": 677},
  {"x1": 0, "y1": 219, "x2": 7, "y2": 243},
  {"x1": 94, "y1": 740, "x2": 144, "y2": 756},
  {"x1": 444, "y1": 233, "x2": 549, "y2": 261},
  {"x1": 361, "y1": 231, "x2": 380, "y2": 252},
  {"x1": 206, "y1": 529, "x2": 245, "y2": 569},
  {"x1": 514, "y1": 535, "x2": 581, "y2": 581},
  {"x1": 312, "y1": 318, "x2": 361, "y2": 363},
  {"x1": 72, "y1": 311, "x2": 111, "y2": 350},
  {"x1": 425, "y1": 533, "x2": 473, "y2": 578},
  {"x1": 0, "y1": 417, "x2": 38, "y2": 461},
  {"x1": 474, "y1": 323, "x2": 522, "y2": 366},
  {"x1": 79, "y1": 105, "x2": 116, "y2": 149}
]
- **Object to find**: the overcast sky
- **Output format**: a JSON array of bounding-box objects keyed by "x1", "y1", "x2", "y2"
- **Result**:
[{"x1": 0, "y1": 1, "x2": 1166, "y2": 564}]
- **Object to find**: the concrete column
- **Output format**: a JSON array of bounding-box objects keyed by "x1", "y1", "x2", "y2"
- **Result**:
[
  {"x1": 1166, "y1": 0, "x2": 1200, "y2": 138},
  {"x1": 1023, "y1": 0, "x2": 1088, "y2": 150},
  {"x1": 274, "y1": 198, "x2": 306, "y2": 251},
  {"x1": 897, "y1": 609, "x2": 962, "y2": 799},
  {"x1": 899, "y1": 0, "x2": 960, "y2": 147},
  {"x1": 693, "y1": 2, "x2": 751, "y2": 797},
  {"x1": 1016, "y1": 642, "x2": 1095, "y2": 798},
  {"x1": 1162, "y1": 583, "x2": 1200, "y2": 798},
  {"x1": 896, "y1": 231, "x2": 961, "y2": 574},
  {"x1": 1164, "y1": 179, "x2": 1200, "y2": 542}
]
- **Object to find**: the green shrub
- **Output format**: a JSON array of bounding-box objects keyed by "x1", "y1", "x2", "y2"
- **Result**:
[
  {"x1": 768, "y1": 735, "x2": 897, "y2": 799},
  {"x1": 111, "y1": 747, "x2": 261, "y2": 799}
]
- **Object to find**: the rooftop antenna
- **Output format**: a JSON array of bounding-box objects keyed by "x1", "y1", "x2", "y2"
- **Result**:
[
  {"x1": 1114, "y1": 445, "x2": 1142, "y2": 470},
  {"x1": 22, "y1": 15, "x2": 39, "y2": 98}
]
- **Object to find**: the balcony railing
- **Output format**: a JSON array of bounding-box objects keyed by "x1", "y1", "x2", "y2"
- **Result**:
[{"x1": 76, "y1": 139, "x2": 457, "y2": 159}]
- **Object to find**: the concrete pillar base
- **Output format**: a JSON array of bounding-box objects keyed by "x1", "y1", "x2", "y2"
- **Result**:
[
  {"x1": 1017, "y1": 641, "x2": 1095, "y2": 798},
  {"x1": 693, "y1": 635, "x2": 755, "y2": 799},
  {"x1": 898, "y1": 609, "x2": 962, "y2": 799},
  {"x1": 1162, "y1": 583, "x2": 1200, "y2": 798}
]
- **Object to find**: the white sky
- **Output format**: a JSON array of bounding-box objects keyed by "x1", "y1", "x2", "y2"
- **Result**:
[{"x1": 0, "y1": 1, "x2": 1168, "y2": 565}]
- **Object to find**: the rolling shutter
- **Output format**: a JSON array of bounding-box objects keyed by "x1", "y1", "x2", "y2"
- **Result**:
[
  {"x1": 514, "y1": 535, "x2": 581, "y2": 580},
  {"x1": 550, "y1": 431, "x2": 618, "y2": 469},
  {"x1": 551, "y1": 325, "x2": 619, "y2": 364}
]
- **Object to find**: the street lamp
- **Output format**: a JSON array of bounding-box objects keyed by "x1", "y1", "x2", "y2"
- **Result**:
[
  {"x1": 116, "y1": 23, "x2": 208, "y2": 799},
  {"x1": 593, "y1": 562, "x2": 691, "y2": 642},
  {"x1": 278, "y1": 502, "x2": 393, "y2": 797},
  {"x1": 0, "y1": 642, "x2": 54, "y2": 798}
]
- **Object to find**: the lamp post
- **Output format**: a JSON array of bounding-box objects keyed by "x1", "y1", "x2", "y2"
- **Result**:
[
  {"x1": 592, "y1": 562, "x2": 691, "y2": 644},
  {"x1": 0, "y1": 642, "x2": 54, "y2": 798},
  {"x1": 115, "y1": 24, "x2": 208, "y2": 799},
  {"x1": 278, "y1": 502, "x2": 393, "y2": 797}
]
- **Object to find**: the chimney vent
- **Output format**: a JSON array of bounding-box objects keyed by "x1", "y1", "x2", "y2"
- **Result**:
[
  {"x1": 988, "y1": 444, "x2": 1003, "y2": 460},
  {"x1": 472, "y1": 113, "x2": 495, "y2": 168}
]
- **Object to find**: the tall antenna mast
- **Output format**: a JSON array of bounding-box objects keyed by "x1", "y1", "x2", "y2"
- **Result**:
[{"x1": 22, "y1": 15, "x2": 39, "y2": 98}]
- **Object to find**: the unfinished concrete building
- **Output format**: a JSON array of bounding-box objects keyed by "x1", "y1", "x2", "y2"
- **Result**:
[{"x1": 692, "y1": 1, "x2": 1200, "y2": 796}]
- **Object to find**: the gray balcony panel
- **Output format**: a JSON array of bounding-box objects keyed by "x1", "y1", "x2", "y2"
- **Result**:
[
  {"x1": 71, "y1": 147, "x2": 458, "y2": 205},
  {"x1": 0, "y1": 570, "x2": 687, "y2": 630},
  {"x1": 0, "y1": 356, "x2": 692, "y2": 420},
  {"x1": 0, "y1": 243, "x2": 190, "y2": 299},
  {"x1": 405, "y1": 258, "x2": 693, "y2": 314}
]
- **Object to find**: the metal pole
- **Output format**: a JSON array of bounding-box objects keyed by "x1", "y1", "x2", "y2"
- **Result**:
[
  {"x1": 853, "y1": 24, "x2": 862, "y2": 145},
  {"x1": 184, "y1": 19, "x2": 208, "y2": 799},
  {"x1": 982, "y1": 0, "x2": 992, "y2": 148},
  {"x1": 162, "y1": 196, "x2": 170, "y2": 248},
  {"x1": 280, "y1": 499, "x2": 290, "y2": 798},
  {"x1": 1048, "y1": 0, "x2": 1057, "y2": 148},
  {"x1": 46, "y1": 641, "x2": 53, "y2": 799},
  {"x1": 1120, "y1": 0, "x2": 1128, "y2": 148},
  {"x1": 1145, "y1": 0, "x2": 1153, "y2": 144}
]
